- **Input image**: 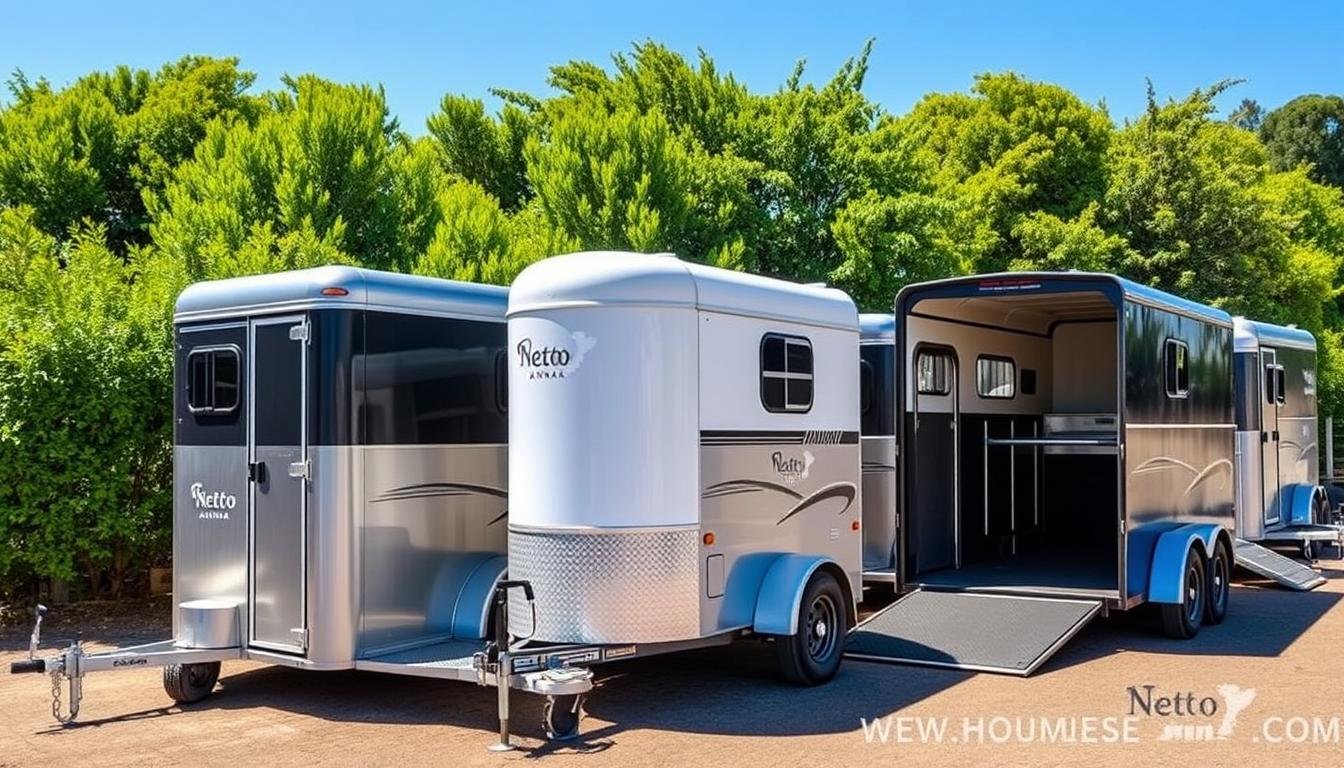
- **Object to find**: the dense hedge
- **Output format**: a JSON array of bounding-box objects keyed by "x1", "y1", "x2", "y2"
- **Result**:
[{"x1": 2, "y1": 46, "x2": 1343, "y2": 599}]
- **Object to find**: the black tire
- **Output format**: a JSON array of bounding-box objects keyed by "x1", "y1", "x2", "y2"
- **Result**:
[
  {"x1": 776, "y1": 570, "x2": 848, "y2": 685},
  {"x1": 542, "y1": 694, "x2": 583, "y2": 741},
  {"x1": 1160, "y1": 549, "x2": 1206, "y2": 640},
  {"x1": 1204, "y1": 542, "x2": 1231, "y2": 625},
  {"x1": 163, "y1": 661, "x2": 220, "y2": 705}
]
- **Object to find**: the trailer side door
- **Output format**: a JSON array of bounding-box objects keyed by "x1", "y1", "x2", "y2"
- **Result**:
[{"x1": 1261, "y1": 347, "x2": 1281, "y2": 526}]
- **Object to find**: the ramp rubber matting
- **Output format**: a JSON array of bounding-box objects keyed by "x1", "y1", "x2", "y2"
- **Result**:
[
  {"x1": 1234, "y1": 539, "x2": 1326, "y2": 591},
  {"x1": 845, "y1": 590, "x2": 1102, "y2": 676},
  {"x1": 354, "y1": 640, "x2": 483, "y2": 681}
]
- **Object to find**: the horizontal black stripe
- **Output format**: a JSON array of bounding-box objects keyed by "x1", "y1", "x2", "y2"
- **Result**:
[{"x1": 700, "y1": 430, "x2": 859, "y2": 446}]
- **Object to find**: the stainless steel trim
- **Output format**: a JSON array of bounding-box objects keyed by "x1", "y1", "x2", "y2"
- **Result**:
[
  {"x1": 177, "y1": 301, "x2": 505, "y2": 325},
  {"x1": 1125, "y1": 423, "x2": 1237, "y2": 429},
  {"x1": 1009, "y1": 421, "x2": 1016, "y2": 554},
  {"x1": 983, "y1": 420, "x2": 990, "y2": 537},
  {"x1": 506, "y1": 523, "x2": 700, "y2": 535},
  {"x1": 1032, "y1": 421, "x2": 1040, "y2": 527}
]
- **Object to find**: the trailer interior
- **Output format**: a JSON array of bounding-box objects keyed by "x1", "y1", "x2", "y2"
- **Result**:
[{"x1": 901, "y1": 288, "x2": 1121, "y2": 601}]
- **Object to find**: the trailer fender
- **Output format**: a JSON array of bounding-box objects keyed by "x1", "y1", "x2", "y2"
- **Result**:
[
  {"x1": 751, "y1": 554, "x2": 855, "y2": 636},
  {"x1": 1147, "y1": 524, "x2": 1230, "y2": 604},
  {"x1": 1285, "y1": 484, "x2": 1326, "y2": 527},
  {"x1": 448, "y1": 554, "x2": 508, "y2": 640}
]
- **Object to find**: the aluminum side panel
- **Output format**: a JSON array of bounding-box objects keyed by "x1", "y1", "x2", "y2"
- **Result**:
[
  {"x1": 699, "y1": 440, "x2": 862, "y2": 635},
  {"x1": 172, "y1": 445, "x2": 249, "y2": 643},
  {"x1": 306, "y1": 445, "x2": 360, "y2": 664},
  {"x1": 1235, "y1": 430, "x2": 1264, "y2": 539},
  {"x1": 861, "y1": 436, "x2": 897, "y2": 571},
  {"x1": 360, "y1": 445, "x2": 507, "y2": 652}
]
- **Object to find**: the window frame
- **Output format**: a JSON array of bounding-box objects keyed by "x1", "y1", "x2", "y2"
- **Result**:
[
  {"x1": 759, "y1": 332, "x2": 814, "y2": 414},
  {"x1": 1164, "y1": 338, "x2": 1190, "y2": 399},
  {"x1": 975, "y1": 355, "x2": 1017, "y2": 400},
  {"x1": 185, "y1": 344, "x2": 242, "y2": 416}
]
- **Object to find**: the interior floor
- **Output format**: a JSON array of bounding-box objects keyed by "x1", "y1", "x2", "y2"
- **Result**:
[{"x1": 914, "y1": 548, "x2": 1118, "y2": 599}]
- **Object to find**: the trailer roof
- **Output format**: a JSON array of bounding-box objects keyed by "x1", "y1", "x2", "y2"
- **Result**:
[
  {"x1": 1233, "y1": 317, "x2": 1316, "y2": 353},
  {"x1": 174, "y1": 265, "x2": 508, "y2": 323},
  {"x1": 860, "y1": 313, "x2": 895, "y2": 342},
  {"x1": 507, "y1": 251, "x2": 859, "y2": 331},
  {"x1": 897, "y1": 271, "x2": 1233, "y2": 329}
]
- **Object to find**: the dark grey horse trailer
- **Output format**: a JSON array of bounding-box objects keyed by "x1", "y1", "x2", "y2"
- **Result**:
[
  {"x1": 11, "y1": 266, "x2": 593, "y2": 746},
  {"x1": 1233, "y1": 317, "x2": 1343, "y2": 564},
  {"x1": 848, "y1": 273, "x2": 1237, "y2": 675},
  {"x1": 859, "y1": 314, "x2": 898, "y2": 581}
]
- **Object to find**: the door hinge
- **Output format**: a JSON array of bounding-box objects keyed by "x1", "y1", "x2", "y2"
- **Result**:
[
  {"x1": 288, "y1": 323, "x2": 310, "y2": 343},
  {"x1": 287, "y1": 460, "x2": 310, "y2": 481},
  {"x1": 290, "y1": 627, "x2": 308, "y2": 648}
]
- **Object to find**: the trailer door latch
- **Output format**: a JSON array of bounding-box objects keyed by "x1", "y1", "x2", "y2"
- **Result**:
[{"x1": 287, "y1": 461, "x2": 310, "y2": 481}]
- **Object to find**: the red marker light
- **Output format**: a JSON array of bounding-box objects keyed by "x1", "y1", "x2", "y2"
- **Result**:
[{"x1": 321, "y1": 286, "x2": 349, "y2": 297}]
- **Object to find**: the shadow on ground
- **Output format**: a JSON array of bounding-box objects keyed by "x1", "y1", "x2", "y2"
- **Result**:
[{"x1": 11, "y1": 569, "x2": 1342, "y2": 750}]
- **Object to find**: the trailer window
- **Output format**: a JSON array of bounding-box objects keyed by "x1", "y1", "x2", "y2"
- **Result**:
[
  {"x1": 916, "y1": 351, "x2": 951, "y2": 396},
  {"x1": 760, "y1": 333, "x2": 813, "y2": 413},
  {"x1": 1164, "y1": 339, "x2": 1189, "y2": 398},
  {"x1": 186, "y1": 347, "x2": 240, "y2": 414},
  {"x1": 976, "y1": 356, "x2": 1015, "y2": 399},
  {"x1": 1275, "y1": 365, "x2": 1286, "y2": 405}
]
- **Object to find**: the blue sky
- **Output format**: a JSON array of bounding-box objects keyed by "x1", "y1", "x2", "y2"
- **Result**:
[{"x1": 4, "y1": 1, "x2": 1340, "y2": 131}]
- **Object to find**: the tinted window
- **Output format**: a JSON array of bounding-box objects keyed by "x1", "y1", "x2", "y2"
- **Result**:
[
  {"x1": 361, "y1": 312, "x2": 507, "y2": 444},
  {"x1": 760, "y1": 333, "x2": 812, "y2": 413},
  {"x1": 1165, "y1": 339, "x2": 1189, "y2": 398},
  {"x1": 253, "y1": 322, "x2": 303, "y2": 446},
  {"x1": 186, "y1": 346, "x2": 240, "y2": 414},
  {"x1": 1234, "y1": 353, "x2": 1261, "y2": 429},
  {"x1": 860, "y1": 344, "x2": 895, "y2": 436},
  {"x1": 976, "y1": 356, "x2": 1015, "y2": 399}
]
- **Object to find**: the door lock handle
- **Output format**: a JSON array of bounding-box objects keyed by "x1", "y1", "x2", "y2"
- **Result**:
[
  {"x1": 1272, "y1": 430, "x2": 1280, "y2": 441},
  {"x1": 287, "y1": 460, "x2": 310, "y2": 480},
  {"x1": 248, "y1": 461, "x2": 266, "y2": 482}
]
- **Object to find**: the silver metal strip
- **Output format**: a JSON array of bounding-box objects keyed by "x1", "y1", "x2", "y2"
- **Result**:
[
  {"x1": 1125, "y1": 423, "x2": 1237, "y2": 429},
  {"x1": 983, "y1": 420, "x2": 990, "y2": 537},
  {"x1": 1009, "y1": 421, "x2": 1016, "y2": 554},
  {"x1": 1032, "y1": 421, "x2": 1040, "y2": 527}
]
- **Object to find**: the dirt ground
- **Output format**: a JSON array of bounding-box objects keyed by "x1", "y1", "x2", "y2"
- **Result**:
[{"x1": 3, "y1": 563, "x2": 1344, "y2": 768}]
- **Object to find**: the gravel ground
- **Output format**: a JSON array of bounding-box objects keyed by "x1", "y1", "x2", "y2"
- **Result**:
[{"x1": 2, "y1": 564, "x2": 1343, "y2": 767}]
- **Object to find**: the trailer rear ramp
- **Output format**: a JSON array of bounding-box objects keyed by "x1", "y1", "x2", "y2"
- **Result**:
[
  {"x1": 845, "y1": 590, "x2": 1102, "y2": 676},
  {"x1": 1234, "y1": 539, "x2": 1326, "y2": 591}
]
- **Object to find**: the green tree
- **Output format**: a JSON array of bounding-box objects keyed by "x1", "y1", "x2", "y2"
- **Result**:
[{"x1": 1260, "y1": 94, "x2": 1344, "y2": 188}]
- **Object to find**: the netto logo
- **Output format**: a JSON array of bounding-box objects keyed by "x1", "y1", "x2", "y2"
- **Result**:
[
  {"x1": 516, "y1": 332, "x2": 597, "y2": 380},
  {"x1": 1128, "y1": 683, "x2": 1258, "y2": 741},
  {"x1": 772, "y1": 450, "x2": 815, "y2": 485},
  {"x1": 191, "y1": 482, "x2": 236, "y2": 520}
]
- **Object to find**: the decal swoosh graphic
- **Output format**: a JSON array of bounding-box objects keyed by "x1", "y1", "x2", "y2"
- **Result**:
[
  {"x1": 702, "y1": 479, "x2": 804, "y2": 501},
  {"x1": 1130, "y1": 457, "x2": 1233, "y2": 496},
  {"x1": 775, "y1": 482, "x2": 858, "y2": 525},
  {"x1": 373, "y1": 482, "x2": 509, "y2": 526}
]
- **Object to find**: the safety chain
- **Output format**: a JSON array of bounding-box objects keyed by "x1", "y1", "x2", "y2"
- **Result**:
[{"x1": 50, "y1": 669, "x2": 71, "y2": 724}]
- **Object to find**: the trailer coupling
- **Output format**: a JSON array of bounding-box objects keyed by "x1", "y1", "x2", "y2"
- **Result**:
[{"x1": 8, "y1": 604, "x2": 241, "y2": 725}]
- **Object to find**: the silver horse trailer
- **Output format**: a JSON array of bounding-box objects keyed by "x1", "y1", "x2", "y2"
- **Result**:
[
  {"x1": 848, "y1": 273, "x2": 1238, "y2": 676},
  {"x1": 506, "y1": 251, "x2": 862, "y2": 685},
  {"x1": 859, "y1": 314, "x2": 898, "y2": 583},
  {"x1": 11, "y1": 266, "x2": 592, "y2": 747},
  {"x1": 1232, "y1": 317, "x2": 1343, "y2": 565}
]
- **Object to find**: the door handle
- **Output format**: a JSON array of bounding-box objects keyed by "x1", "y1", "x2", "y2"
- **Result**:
[
  {"x1": 248, "y1": 461, "x2": 266, "y2": 482},
  {"x1": 1272, "y1": 430, "x2": 1280, "y2": 441},
  {"x1": 287, "y1": 460, "x2": 310, "y2": 480}
]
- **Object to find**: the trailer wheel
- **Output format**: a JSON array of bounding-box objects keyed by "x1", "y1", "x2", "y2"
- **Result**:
[
  {"x1": 776, "y1": 570, "x2": 848, "y2": 685},
  {"x1": 542, "y1": 694, "x2": 583, "y2": 741},
  {"x1": 1160, "y1": 549, "x2": 1205, "y2": 640},
  {"x1": 1204, "y1": 542, "x2": 1231, "y2": 625},
  {"x1": 163, "y1": 661, "x2": 220, "y2": 705}
]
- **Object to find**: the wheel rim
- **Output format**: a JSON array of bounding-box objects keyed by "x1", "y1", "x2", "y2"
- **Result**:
[
  {"x1": 1212, "y1": 555, "x2": 1229, "y2": 608},
  {"x1": 806, "y1": 593, "x2": 839, "y2": 662},
  {"x1": 1186, "y1": 562, "x2": 1204, "y2": 624}
]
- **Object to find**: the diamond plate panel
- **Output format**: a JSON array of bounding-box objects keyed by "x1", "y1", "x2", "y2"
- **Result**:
[{"x1": 508, "y1": 527, "x2": 701, "y2": 643}]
